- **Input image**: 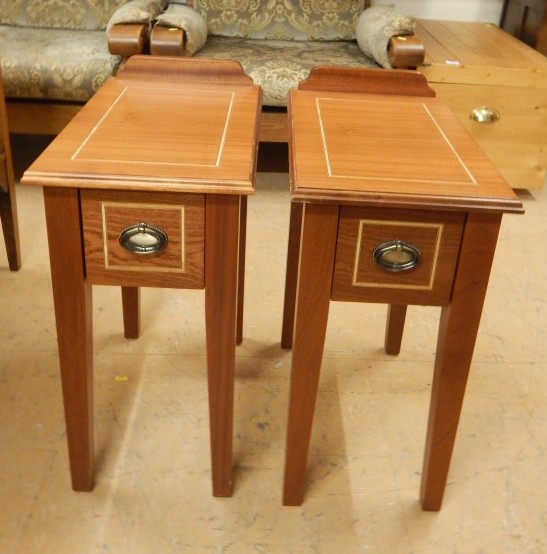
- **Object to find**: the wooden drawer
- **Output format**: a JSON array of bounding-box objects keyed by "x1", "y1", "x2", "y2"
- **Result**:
[
  {"x1": 332, "y1": 208, "x2": 465, "y2": 306},
  {"x1": 81, "y1": 190, "x2": 204, "y2": 288},
  {"x1": 430, "y1": 82, "x2": 547, "y2": 189}
]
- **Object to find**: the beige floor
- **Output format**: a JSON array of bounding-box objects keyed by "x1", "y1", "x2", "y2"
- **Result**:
[{"x1": 1, "y1": 136, "x2": 546, "y2": 553}]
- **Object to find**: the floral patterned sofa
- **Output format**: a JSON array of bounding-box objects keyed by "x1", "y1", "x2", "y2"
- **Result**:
[
  {"x1": 149, "y1": 0, "x2": 425, "y2": 140},
  {"x1": 0, "y1": 0, "x2": 166, "y2": 135}
]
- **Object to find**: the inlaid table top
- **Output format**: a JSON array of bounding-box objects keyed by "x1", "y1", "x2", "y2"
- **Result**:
[
  {"x1": 289, "y1": 89, "x2": 523, "y2": 214},
  {"x1": 23, "y1": 59, "x2": 261, "y2": 196}
]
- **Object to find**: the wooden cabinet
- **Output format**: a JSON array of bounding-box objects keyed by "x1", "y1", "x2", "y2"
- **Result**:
[
  {"x1": 500, "y1": 0, "x2": 547, "y2": 54},
  {"x1": 417, "y1": 19, "x2": 547, "y2": 189}
]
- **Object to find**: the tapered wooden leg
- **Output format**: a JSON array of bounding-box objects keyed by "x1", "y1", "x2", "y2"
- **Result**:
[
  {"x1": 283, "y1": 203, "x2": 339, "y2": 506},
  {"x1": 121, "y1": 287, "x2": 140, "y2": 339},
  {"x1": 0, "y1": 87, "x2": 21, "y2": 271},
  {"x1": 236, "y1": 196, "x2": 247, "y2": 345},
  {"x1": 44, "y1": 187, "x2": 94, "y2": 491},
  {"x1": 204, "y1": 194, "x2": 241, "y2": 497},
  {"x1": 0, "y1": 180, "x2": 20, "y2": 271},
  {"x1": 385, "y1": 304, "x2": 407, "y2": 355},
  {"x1": 420, "y1": 213, "x2": 502, "y2": 511},
  {"x1": 281, "y1": 202, "x2": 304, "y2": 349}
]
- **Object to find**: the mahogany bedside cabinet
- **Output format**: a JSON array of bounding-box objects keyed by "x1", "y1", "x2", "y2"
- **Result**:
[
  {"x1": 22, "y1": 56, "x2": 262, "y2": 497},
  {"x1": 281, "y1": 67, "x2": 524, "y2": 509}
]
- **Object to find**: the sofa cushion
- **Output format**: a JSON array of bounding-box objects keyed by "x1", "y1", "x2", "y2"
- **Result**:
[
  {"x1": 0, "y1": 26, "x2": 122, "y2": 101},
  {"x1": 194, "y1": 36, "x2": 378, "y2": 106},
  {"x1": 194, "y1": 0, "x2": 365, "y2": 41},
  {"x1": 107, "y1": 0, "x2": 167, "y2": 30},
  {"x1": 0, "y1": 0, "x2": 129, "y2": 31}
]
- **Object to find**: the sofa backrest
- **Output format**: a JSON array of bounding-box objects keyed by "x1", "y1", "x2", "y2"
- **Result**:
[
  {"x1": 0, "y1": 0, "x2": 129, "y2": 31},
  {"x1": 193, "y1": 0, "x2": 366, "y2": 41}
]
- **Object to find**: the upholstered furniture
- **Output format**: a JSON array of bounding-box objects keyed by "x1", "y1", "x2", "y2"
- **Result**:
[
  {"x1": 0, "y1": 0, "x2": 166, "y2": 135},
  {"x1": 149, "y1": 1, "x2": 425, "y2": 141},
  {"x1": 0, "y1": 68, "x2": 20, "y2": 271}
]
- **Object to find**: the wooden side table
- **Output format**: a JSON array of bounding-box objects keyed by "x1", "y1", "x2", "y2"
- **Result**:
[
  {"x1": 0, "y1": 68, "x2": 21, "y2": 271},
  {"x1": 22, "y1": 56, "x2": 261, "y2": 497},
  {"x1": 281, "y1": 67, "x2": 523, "y2": 510}
]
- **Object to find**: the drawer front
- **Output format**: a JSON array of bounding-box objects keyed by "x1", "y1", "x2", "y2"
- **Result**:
[
  {"x1": 81, "y1": 190, "x2": 204, "y2": 288},
  {"x1": 431, "y1": 82, "x2": 547, "y2": 189},
  {"x1": 332, "y1": 208, "x2": 465, "y2": 306}
]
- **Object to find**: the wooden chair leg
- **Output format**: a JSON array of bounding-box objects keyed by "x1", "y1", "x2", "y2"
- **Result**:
[
  {"x1": 0, "y1": 92, "x2": 21, "y2": 271},
  {"x1": 281, "y1": 202, "x2": 303, "y2": 349},
  {"x1": 384, "y1": 304, "x2": 407, "y2": 355},
  {"x1": 121, "y1": 286, "x2": 140, "y2": 339},
  {"x1": 0, "y1": 185, "x2": 21, "y2": 271}
]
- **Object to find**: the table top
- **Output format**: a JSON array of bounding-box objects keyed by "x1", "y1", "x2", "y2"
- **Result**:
[
  {"x1": 417, "y1": 19, "x2": 547, "y2": 70},
  {"x1": 23, "y1": 62, "x2": 261, "y2": 196},
  {"x1": 289, "y1": 89, "x2": 523, "y2": 213}
]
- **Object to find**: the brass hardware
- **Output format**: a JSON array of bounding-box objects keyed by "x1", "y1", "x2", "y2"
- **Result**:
[
  {"x1": 470, "y1": 106, "x2": 500, "y2": 123},
  {"x1": 373, "y1": 239, "x2": 421, "y2": 272},
  {"x1": 119, "y1": 222, "x2": 168, "y2": 255}
]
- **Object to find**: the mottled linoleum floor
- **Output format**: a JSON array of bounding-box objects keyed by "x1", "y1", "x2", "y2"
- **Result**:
[{"x1": 0, "y1": 136, "x2": 545, "y2": 553}]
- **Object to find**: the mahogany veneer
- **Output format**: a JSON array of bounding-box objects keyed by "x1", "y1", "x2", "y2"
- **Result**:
[
  {"x1": 281, "y1": 67, "x2": 523, "y2": 509},
  {"x1": 22, "y1": 56, "x2": 262, "y2": 497}
]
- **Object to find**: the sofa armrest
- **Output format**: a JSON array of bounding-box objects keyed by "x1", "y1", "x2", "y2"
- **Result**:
[
  {"x1": 108, "y1": 24, "x2": 149, "y2": 56},
  {"x1": 107, "y1": 0, "x2": 167, "y2": 56},
  {"x1": 150, "y1": 4, "x2": 208, "y2": 56},
  {"x1": 388, "y1": 35, "x2": 425, "y2": 69},
  {"x1": 356, "y1": 6, "x2": 420, "y2": 69}
]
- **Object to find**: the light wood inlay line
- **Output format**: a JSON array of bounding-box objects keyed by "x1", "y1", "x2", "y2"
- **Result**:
[
  {"x1": 101, "y1": 202, "x2": 186, "y2": 273},
  {"x1": 73, "y1": 88, "x2": 235, "y2": 169},
  {"x1": 72, "y1": 87, "x2": 129, "y2": 162},
  {"x1": 352, "y1": 220, "x2": 443, "y2": 290},
  {"x1": 421, "y1": 104, "x2": 477, "y2": 186},
  {"x1": 316, "y1": 97, "x2": 477, "y2": 186}
]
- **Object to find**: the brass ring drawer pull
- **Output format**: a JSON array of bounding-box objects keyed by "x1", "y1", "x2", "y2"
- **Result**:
[
  {"x1": 373, "y1": 239, "x2": 421, "y2": 272},
  {"x1": 470, "y1": 106, "x2": 500, "y2": 123},
  {"x1": 119, "y1": 222, "x2": 168, "y2": 255}
]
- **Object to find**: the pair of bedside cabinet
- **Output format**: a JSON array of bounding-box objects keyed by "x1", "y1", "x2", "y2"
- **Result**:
[{"x1": 22, "y1": 56, "x2": 523, "y2": 510}]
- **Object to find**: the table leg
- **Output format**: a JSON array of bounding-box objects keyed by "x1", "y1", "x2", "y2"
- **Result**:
[
  {"x1": 281, "y1": 202, "x2": 304, "y2": 349},
  {"x1": 204, "y1": 194, "x2": 241, "y2": 497},
  {"x1": 420, "y1": 212, "x2": 502, "y2": 511},
  {"x1": 385, "y1": 304, "x2": 407, "y2": 355},
  {"x1": 283, "y1": 203, "x2": 339, "y2": 506},
  {"x1": 121, "y1": 286, "x2": 140, "y2": 339},
  {"x1": 0, "y1": 156, "x2": 21, "y2": 271},
  {"x1": 0, "y1": 188, "x2": 20, "y2": 270},
  {"x1": 43, "y1": 187, "x2": 94, "y2": 491},
  {"x1": 0, "y1": 77, "x2": 20, "y2": 271},
  {"x1": 236, "y1": 196, "x2": 247, "y2": 345}
]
